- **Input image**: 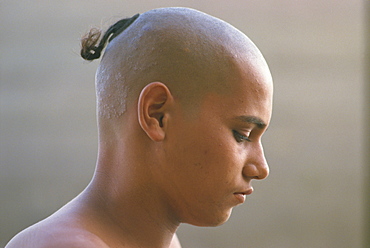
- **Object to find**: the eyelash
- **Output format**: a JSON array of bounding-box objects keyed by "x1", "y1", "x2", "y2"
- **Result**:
[{"x1": 232, "y1": 130, "x2": 252, "y2": 143}]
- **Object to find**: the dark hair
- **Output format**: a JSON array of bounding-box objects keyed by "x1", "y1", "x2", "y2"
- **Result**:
[{"x1": 80, "y1": 13, "x2": 140, "y2": 61}]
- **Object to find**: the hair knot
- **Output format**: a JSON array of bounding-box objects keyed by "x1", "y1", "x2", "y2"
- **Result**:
[{"x1": 81, "y1": 13, "x2": 140, "y2": 61}]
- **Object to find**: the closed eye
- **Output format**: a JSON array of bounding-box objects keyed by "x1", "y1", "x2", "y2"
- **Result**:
[{"x1": 232, "y1": 130, "x2": 252, "y2": 143}]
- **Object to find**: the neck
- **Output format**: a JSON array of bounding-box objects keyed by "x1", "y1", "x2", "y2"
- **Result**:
[{"x1": 80, "y1": 145, "x2": 180, "y2": 248}]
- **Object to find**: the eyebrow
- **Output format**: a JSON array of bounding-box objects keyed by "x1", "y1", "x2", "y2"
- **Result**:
[{"x1": 234, "y1": 115, "x2": 267, "y2": 129}]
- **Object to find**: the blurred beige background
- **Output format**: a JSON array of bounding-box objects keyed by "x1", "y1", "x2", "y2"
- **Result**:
[{"x1": 0, "y1": 0, "x2": 365, "y2": 247}]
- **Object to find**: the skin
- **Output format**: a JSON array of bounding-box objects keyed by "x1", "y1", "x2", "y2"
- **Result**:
[{"x1": 6, "y1": 7, "x2": 273, "y2": 248}]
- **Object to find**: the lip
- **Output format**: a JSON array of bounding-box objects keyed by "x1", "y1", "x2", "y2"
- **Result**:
[
  {"x1": 233, "y1": 188, "x2": 253, "y2": 204},
  {"x1": 233, "y1": 193, "x2": 246, "y2": 203}
]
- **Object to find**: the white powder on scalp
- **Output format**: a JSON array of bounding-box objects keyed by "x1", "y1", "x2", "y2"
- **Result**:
[{"x1": 96, "y1": 65, "x2": 128, "y2": 119}]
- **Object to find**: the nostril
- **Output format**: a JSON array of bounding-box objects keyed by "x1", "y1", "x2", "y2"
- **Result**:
[
  {"x1": 242, "y1": 162, "x2": 269, "y2": 180},
  {"x1": 242, "y1": 164, "x2": 259, "y2": 179}
]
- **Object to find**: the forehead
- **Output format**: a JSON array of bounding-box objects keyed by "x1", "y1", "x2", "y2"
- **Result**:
[{"x1": 200, "y1": 59, "x2": 273, "y2": 125}]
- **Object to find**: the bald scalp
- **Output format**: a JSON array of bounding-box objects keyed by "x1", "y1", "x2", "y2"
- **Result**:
[{"x1": 88, "y1": 7, "x2": 264, "y2": 119}]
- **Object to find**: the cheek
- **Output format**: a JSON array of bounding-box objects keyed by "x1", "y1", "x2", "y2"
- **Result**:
[
  {"x1": 195, "y1": 134, "x2": 242, "y2": 185},
  {"x1": 168, "y1": 135, "x2": 219, "y2": 184},
  {"x1": 166, "y1": 116, "x2": 243, "y2": 187}
]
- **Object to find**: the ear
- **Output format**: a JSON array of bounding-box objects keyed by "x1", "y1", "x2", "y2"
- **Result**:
[{"x1": 138, "y1": 82, "x2": 173, "y2": 142}]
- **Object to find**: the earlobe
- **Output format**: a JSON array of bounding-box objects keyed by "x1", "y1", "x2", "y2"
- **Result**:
[{"x1": 138, "y1": 82, "x2": 172, "y2": 142}]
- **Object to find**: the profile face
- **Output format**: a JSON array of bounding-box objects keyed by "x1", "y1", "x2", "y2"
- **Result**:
[{"x1": 159, "y1": 59, "x2": 273, "y2": 227}]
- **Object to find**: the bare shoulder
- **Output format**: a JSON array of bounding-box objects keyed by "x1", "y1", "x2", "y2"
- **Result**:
[{"x1": 5, "y1": 220, "x2": 109, "y2": 248}]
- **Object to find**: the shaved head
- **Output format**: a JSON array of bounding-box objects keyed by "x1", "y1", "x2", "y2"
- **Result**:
[
  {"x1": 6, "y1": 8, "x2": 273, "y2": 248},
  {"x1": 88, "y1": 7, "x2": 270, "y2": 119}
]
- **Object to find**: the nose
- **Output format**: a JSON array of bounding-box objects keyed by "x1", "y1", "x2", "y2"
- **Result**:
[{"x1": 242, "y1": 142, "x2": 269, "y2": 180}]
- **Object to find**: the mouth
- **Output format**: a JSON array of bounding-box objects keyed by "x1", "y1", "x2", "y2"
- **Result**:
[{"x1": 233, "y1": 188, "x2": 253, "y2": 203}]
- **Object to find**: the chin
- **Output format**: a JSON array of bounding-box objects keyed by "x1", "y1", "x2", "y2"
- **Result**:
[{"x1": 186, "y1": 208, "x2": 233, "y2": 227}]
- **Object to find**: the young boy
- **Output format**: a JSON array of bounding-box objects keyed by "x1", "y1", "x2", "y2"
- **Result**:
[{"x1": 6, "y1": 7, "x2": 273, "y2": 248}]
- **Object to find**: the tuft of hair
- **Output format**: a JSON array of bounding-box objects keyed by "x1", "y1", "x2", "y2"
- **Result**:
[
  {"x1": 80, "y1": 14, "x2": 140, "y2": 61},
  {"x1": 80, "y1": 28, "x2": 103, "y2": 61}
]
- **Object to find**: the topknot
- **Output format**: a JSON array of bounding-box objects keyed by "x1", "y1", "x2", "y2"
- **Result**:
[{"x1": 80, "y1": 13, "x2": 140, "y2": 61}]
